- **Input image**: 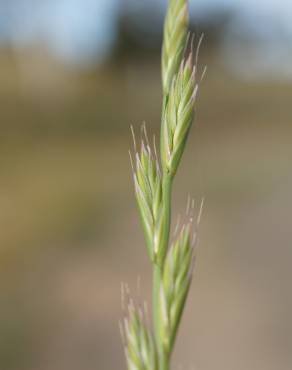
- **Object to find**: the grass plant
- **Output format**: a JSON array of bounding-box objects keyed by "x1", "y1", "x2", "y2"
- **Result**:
[{"x1": 121, "y1": 1, "x2": 204, "y2": 369}]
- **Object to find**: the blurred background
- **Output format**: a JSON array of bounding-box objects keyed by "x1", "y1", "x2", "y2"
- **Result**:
[{"x1": 0, "y1": 0, "x2": 292, "y2": 369}]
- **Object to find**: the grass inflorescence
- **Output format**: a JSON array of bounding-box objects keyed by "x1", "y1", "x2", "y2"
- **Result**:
[{"x1": 122, "y1": 1, "x2": 204, "y2": 369}]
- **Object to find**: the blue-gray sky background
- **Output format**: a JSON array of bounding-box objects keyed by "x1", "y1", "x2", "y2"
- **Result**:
[{"x1": 0, "y1": 0, "x2": 292, "y2": 78}]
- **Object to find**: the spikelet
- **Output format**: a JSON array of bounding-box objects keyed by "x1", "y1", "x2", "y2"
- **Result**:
[
  {"x1": 157, "y1": 222, "x2": 195, "y2": 354},
  {"x1": 162, "y1": 0, "x2": 189, "y2": 94},
  {"x1": 131, "y1": 130, "x2": 164, "y2": 261},
  {"x1": 161, "y1": 54, "x2": 198, "y2": 175},
  {"x1": 123, "y1": 301, "x2": 158, "y2": 370}
]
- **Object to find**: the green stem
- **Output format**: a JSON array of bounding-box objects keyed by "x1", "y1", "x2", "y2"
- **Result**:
[
  {"x1": 153, "y1": 173, "x2": 172, "y2": 339},
  {"x1": 153, "y1": 264, "x2": 168, "y2": 370},
  {"x1": 153, "y1": 173, "x2": 173, "y2": 370},
  {"x1": 153, "y1": 263, "x2": 161, "y2": 342},
  {"x1": 160, "y1": 351, "x2": 170, "y2": 370},
  {"x1": 158, "y1": 173, "x2": 173, "y2": 267},
  {"x1": 154, "y1": 264, "x2": 172, "y2": 370}
]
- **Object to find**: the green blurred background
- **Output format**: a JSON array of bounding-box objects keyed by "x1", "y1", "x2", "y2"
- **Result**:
[{"x1": 0, "y1": 1, "x2": 292, "y2": 370}]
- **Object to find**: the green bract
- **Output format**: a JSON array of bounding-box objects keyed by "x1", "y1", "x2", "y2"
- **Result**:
[
  {"x1": 161, "y1": 56, "x2": 198, "y2": 176},
  {"x1": 125, "y1": 305, "x2": 158, "y2": 370},
  {"x1": 162, "y1": 0, "x2": 189, "y2": 94},
  {"x1": 158, "y1": 225, "x2": 194, "y2": 354},
  {"x1": 133, "y1": 142, "x2": 164, "y2": 261}
]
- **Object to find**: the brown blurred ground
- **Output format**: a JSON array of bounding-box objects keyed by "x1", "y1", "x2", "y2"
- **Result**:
[{"x1": 0, "y1": 49, "x2": 292, "y2": 370}]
